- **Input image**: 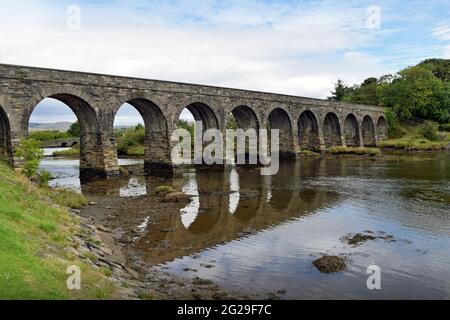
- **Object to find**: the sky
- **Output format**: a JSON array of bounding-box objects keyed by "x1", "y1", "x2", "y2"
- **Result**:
[{"x1": 0, "y1": 0, "x2": 448, "y2": 125}]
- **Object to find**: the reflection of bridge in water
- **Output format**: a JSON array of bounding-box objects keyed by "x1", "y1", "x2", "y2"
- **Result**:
[{"x1": 82, "y1": 160, "x2": 348, "y2": 265}]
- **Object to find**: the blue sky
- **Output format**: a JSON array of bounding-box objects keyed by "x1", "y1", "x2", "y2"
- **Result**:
[{"x1": 0, "y1": 0, "x2": 448, "y2": 125}]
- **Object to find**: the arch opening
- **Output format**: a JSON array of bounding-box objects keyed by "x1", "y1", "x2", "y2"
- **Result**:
[
  {"x1": 268, "y1": 108, "x2": 295, "y2": 158},
  {"x1": 26, "y1": 95, "x2": 101, "y2": 181},
  {"x1": 323, "y1": 112, "x2": 342, "y2": 148},
  {"x1": 376, "y1": 116, "x2": 388, "y2": 141},
  {"x1": 114, "y1": 98, "x2": 171, "y2": 173},
  {"x1": 231, "y1": 105, "x2": 260, "y2": 162},
  {"x1": 362, "y1": 115, "x2": 376, "y2": 147},
  {"x1": 344, "y1": 114, "x2": 361, "y2": 147},
  {"x1": 0, "y1": 106, "x2": 12, "y2": 163},
  {"x1": 298, "y1": 110, "x2": 320, "y2": 151},
  {"x1": 185, "y1": 102, "x2": 219, "y2": 131}
]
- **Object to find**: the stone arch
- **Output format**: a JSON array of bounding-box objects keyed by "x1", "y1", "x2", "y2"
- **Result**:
[
  {"x1": 113, "y1": 98, "x2": 172, "y2": 172},
  {"x1": 268, "y1": 107, "x2": 295, "y2": 158},
  {"x1": 343, "y1": 114, "x2": 360, "y2": 147},
  {"x1": 376, "y1": 116, "x2": 388, "y2": 141},
  {"x1": 362, "y1": 115, "x2": 376, "y2": 147},
  {"x1": 0, "y1": 105, "x2": 12, "y2": 163},
  {"x1": 183, "y1": 102, "x2": 219, "y2": 131},
  {"x1": 231, "y1": 105, "x2": 260, "y2": 131},
  {"x1": 322, "y1": 112, "x2": 342, "y2": 148},
  {"x1": 298, "y1": 110, "x2": 320, "y2": 151},
  {"x1": 22, "y1": 92, "x2": 103, "y2": 181}
]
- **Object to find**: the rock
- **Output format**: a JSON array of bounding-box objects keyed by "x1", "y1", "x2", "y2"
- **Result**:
[
  {"x1": 163, "y1": 192, "x2": 190, "y2": 203},
  {"x1": 313, "y1": 255, "x2": 347, "y2": 274},
  {"x1": 125, "y1": 267, "x2": 140, "y2": 279},
  {"x1": 89, "y1": 201, "x2": 97, "y2": 206},
  {"x1": 63, "y1": 246, "x2": 79, "y2": 257},
  {"x1": 97, "y1": 225, "x2": 113, "y2": 233},
  {"x1": 192, "y1": 277, "x2": 214, "y2": 286}
]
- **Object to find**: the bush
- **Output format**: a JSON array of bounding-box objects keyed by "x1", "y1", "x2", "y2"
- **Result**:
[
  {"x1": 29, "y1": 130, "x2": 71, "y2": 142},
  {"x1": 36, "y1": 170, "x2": 53, "y2": 187},
  {"x1": 116, "y1": 125, "x2": 145, "y2": 155},
  {"x1": 439, "y1": 123, "x2": 450, "y2": 132},
  {"x1": 420, "y1": 120, "x2": 440, "y2": 141},
  {"x1": 15, "y1": 138, "x2": 44, "y2": 178}
]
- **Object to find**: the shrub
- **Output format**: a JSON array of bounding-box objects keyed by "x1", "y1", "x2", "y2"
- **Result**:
[
  {"x1": 438, "y1": 123, "x2": 450, "y2": 132},
  {"x1": 29, "y1": 130, "x2": 71, "y2": 141},
  {"x1": 420, "y1": 120, "x2": 440, "y2": 141},
  {"x1": 153, "y1": 185, "x2": 176, "y2": 195},
  {"x1": 15, "y1": 138, "x2": 44, "y2": 178},
  {"x1": 36, "y1": 170, "x2": 53, "y2": 187},
  {"x1": 116, "y1": 125, "x2": 145, "y2": 155}
]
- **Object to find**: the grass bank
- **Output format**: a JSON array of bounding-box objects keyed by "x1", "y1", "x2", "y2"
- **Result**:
[
  {"x1": 52, "y1": 145, "x2": 80, "y2": 157},
  {"x1": 326, "y1": 146, "x2": 381, "y2": 156},
  {"x1": 0, "y1": 161, "x2": 117, "y2": 299},
  {"x1": 380, "y1": 123, "x2": 450, "y2": 151}
]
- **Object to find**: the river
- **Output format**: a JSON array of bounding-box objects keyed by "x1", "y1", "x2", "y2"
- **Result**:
[{"x1": 40, "y1": 148, "x2": 450, "y2": 299}]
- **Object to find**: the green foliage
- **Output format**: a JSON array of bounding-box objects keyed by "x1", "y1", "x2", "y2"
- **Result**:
[
  {"x1": 177, "y1": 120, "x2": 195, "y2": 137},
  {"x1": 29, "y1": 130, "x2": 70, "y2": 141},
  {"x1": 67, "y1": 121, "x2": 80, "y2": 137},
  {"x1": 384, "y1": 109, "x2": 405, "y2": 139},
  {"x1": 327, "y1": 79, "x2": 351, "y2": 101},
  {"x1": 381, "y1": 66, "x2": 450, "y2": 123},
  {"x1": 420, "y1": 120, "x2": 440, "y2": 142},
  {"x1": 52, "y1": 145, "x2": 79, "y2": 157},
  {"x1": 329, "y1": 59, "x2": 450, "y2": 124},
  {"x1": 438, "y1": 123, "x2": 450, "y2": 132},
  {"x1": 418, "y1": 59, "x2": 450, "y2": 82},
  {"x1": 36, "y1": 170, "x2": 53, "y2": 187},
  {"x1": 153, "y1": 185, "x2": 176, "y2": 195},
  {"x1": 15, "y1": 138, "x2": 44, "y2": 178},
  {"x1": 326, "y1": 146, "x2": 380, "y2": 156},
  {"x1": 226, "y1": 115, "x2": 238, "y2": 130},
  {"x1": 116, "y1": 125, "x2": 145, "y2": 156}
]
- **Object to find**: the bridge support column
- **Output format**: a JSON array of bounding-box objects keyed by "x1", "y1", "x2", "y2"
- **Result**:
[
  {"x1": 79, "y1": 131, "x2": 120, "y2": 182},
  {"x1": 317, "y1": 125, "x2": 327, "y2": 153},
  {"x1": 144, "y1": 129, "x2": 174, "y2": 175}
]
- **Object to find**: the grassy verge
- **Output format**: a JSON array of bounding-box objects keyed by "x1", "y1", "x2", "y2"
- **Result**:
[
  {"x1": 379, "y1": 123, "x2": 450, "y2": 151},
  {"x1": 326, "y1": 146, "x2": 381, "y2": 156},
  {"x1": 53, "y1": 146, "x2": 79, "y2": 157},
  {"x1": 0, "y1": 161, "x2": 116, "y2": 299}
]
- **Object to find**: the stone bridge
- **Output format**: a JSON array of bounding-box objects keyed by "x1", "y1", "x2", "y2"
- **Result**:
[{"x1": 0, "y1": 64, "x2": 387, "y2": 181}]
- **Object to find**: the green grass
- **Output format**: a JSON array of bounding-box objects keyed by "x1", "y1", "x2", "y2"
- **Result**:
[
  {"x1": 379, "y1": 123, "x2": 450, "y2": 151},
  {"x1": 0, "y1": 161, "x2": 116, "y2": 300},
  {"x1": 327, "y1": 146, "x2": 381, "y2": 156},
  {"x1": 29, "y1": 131, "x2": 72, "y2": 142},
  {"x1": 52, "y1": 146, "x2": 79, "y2": 157}
]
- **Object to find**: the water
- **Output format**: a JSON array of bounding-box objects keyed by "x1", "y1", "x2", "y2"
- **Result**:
[{"x1": 41, "y1": 148, "x2": 450, "y2": 299}]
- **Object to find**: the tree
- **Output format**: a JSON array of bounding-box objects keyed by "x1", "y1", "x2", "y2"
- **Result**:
[
  {"x1": 328, "y1": 79, "x2": 350, "y2": 101},
  {"x1": 380, "y1": 66, "x2": 450, "y2": 123},
  {"x1": 15, "y1": 138, "x2": 44, "y2": 178},
  {"x1": 67, "y1": 121, "x2": 80, "y2": 137}
]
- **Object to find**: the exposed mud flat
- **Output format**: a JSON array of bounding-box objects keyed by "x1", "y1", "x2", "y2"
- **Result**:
[{"x1": 79, "y1": 185, "x2": 278, "y2": 300}]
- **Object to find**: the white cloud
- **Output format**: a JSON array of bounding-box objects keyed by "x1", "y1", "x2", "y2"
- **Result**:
[
  {"x1": 0, "y1": 1, "x2": 389, "y2": 98},
  {"x1": 432, "y1": 19, "x2": 450, "y2": 41}
]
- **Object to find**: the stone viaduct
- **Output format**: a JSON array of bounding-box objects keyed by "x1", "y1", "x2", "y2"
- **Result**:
[{"x1": 0, "y1": 64, "x2": 387, "y2": 181}]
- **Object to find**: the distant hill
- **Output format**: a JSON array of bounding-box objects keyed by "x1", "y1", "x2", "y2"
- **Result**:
[{"x1": 29, "y1": 122, "x2": 73, "y2": 131}]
